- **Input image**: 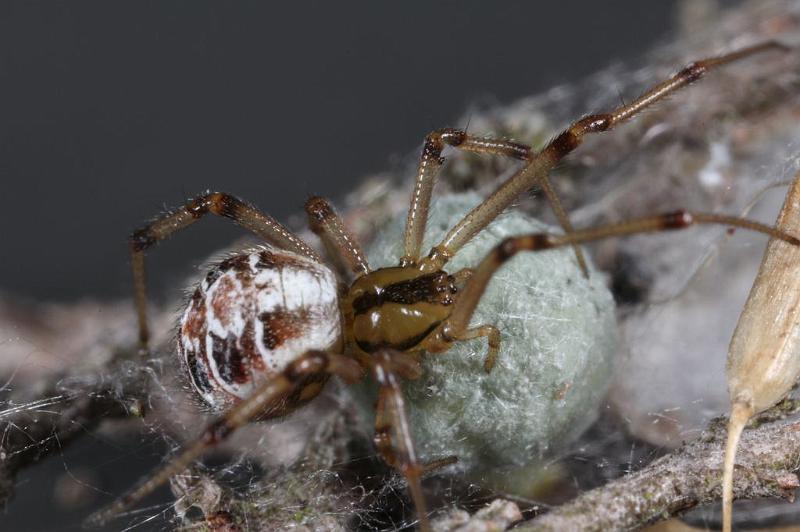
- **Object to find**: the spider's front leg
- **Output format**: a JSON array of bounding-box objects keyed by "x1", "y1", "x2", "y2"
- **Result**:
[
  {"x1": 305, "y1": 195, "x2": 371, "y2": 278},
  {"x1": 401, "y1": 128, "x2": 588, "y2": 274},
  {"x1": 416, "y1": 266, "x2": 500, "y2": 373},
  {"x1": 370, "y1": 349, "x2": 456, "y2": 532},
  {"x1": 85, "y1": 350, "x2": 362, "y2": 528},
  {"x1": 129, "y1": 191, "x2": 318, "y2": 353},
  {"x1": 422, "y1": 321, "x2": 501, "y2": 374},
  {"x1": 418, "y1": 41, "x2": 788, "y2": 274}
]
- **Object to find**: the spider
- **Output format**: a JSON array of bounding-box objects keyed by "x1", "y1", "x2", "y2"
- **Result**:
[{"x1": 87, "y1": 41, "x2": 798, "y2": 531}]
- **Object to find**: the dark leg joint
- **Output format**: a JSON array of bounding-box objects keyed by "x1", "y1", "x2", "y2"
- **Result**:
[
  {"x1": 424, "y1": 128, "x2": 466, "y2": 162},
  {"x1": 209, "y1": 192, "x2": 241, "y2": 219},
  {"x1": 437, "y1": 127, "x2": 466, "y2": 147},
  {"x1": 497, "y1": 234, "x2": 552, "y2": 261},
  {"x1": 549, "y1": 130, "x2": 580, "y2": 157},
  {"x1": 525, "y1": 234, "x2": 555, "y2": 251},
  {"x1": 678, "y1": 61, "x2": 707, "y2": 83},
  {"x1": 574, "y1": 113, "x2": 613, "y2": 133},
  {"x1": 662, "y1": 210, "x2": 694, "y2": 229},
  {"x1": 497, "y1": 237, "x2": 520, "y2": 261},
  {"x1": 186, "y1": 196, "x2": 211, "y2": 218},
  {"x1": 187, "y1": 192, "x2": 241, "y2": 219},
  {"x1": 423, "y1": 137, "x2": 444, "y2": 163},
  {"x1": 305, "y1": 196, "x2": 333, "y2": 226},
  {"x1": 129, "y1": 228, "x2": 156, "y2": 251},
  {"x1": 549, "y1": 114, "x2": 612, "y2": 157}
]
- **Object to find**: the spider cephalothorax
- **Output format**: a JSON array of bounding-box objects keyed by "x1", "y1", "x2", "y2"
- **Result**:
[
  {"x1": 88, "y1": 41, "x2": 799, "y2": 531},
  {"x1": 346, "y1": 267, "x2": 459, "y2": 354}
]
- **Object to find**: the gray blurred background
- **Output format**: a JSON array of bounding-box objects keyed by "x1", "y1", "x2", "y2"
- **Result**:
[{"x1": 0, "y1": 1, "x2": 690, "y2": 305}]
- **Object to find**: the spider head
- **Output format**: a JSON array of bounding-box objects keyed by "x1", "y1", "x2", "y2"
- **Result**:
[{"x1": 345, "y1": 266, "x2": 456, "y2": 354}]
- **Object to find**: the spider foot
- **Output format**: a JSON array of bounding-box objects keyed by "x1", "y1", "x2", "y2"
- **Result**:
[{"x1": 422, "y1": 455, "x2": 458, "y2": 475}]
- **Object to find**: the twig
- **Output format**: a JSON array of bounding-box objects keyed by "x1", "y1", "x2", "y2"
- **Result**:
[{"x1": 517, "y1": 416, "x2": 800, "y2": 531}]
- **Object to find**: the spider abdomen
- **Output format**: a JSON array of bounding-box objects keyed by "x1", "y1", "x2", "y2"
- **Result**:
[{"x1": 178, "y1": 245, "x2": 341, "y2": 412}]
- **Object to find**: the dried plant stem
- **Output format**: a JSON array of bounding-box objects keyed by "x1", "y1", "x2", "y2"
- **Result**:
[{"x1": 722, "y1": 402, "x2": 752, "y2": 532}]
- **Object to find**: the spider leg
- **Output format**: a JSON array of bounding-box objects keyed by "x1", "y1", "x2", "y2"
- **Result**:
[
  {"x1": 84, "y1": 350, "x2": 362, "y2": 528},
  {"x1": 305, "y1": 196, "x2": 370, "y2": 277},
  {"x1": 402, "y1": 128, "x2": 587, "y2": 274},
  {"x1": 419, "y1": 41, "x2": 788, "y2": 273},
  {"x1": 421, "y1": 455, "x2": 458, "y2": 474},
  {"x1": 452, "y1": 324, "x2": 501, "y2": 373},
  {"x1": 430, "y1": 210, "x2": 800, "y2": 361},
  {"x1": 450, "y1": 267, "x2": 474, "y2": 287},
  {"x1": 371, "y1": 349, "x2": 434, "y2": 532},
  {"x1": 129, "y1": 191, "x2": 319, "y2": 353}
]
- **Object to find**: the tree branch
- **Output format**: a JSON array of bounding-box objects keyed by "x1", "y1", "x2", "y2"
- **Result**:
[{"x1": 518, "y1": 415, "x2": 800, "y2": 531}]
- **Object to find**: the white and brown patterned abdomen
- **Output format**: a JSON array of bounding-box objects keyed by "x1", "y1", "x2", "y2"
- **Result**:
[{"x1": 178, "y1": 245, "x2": 341, "y2": 412}]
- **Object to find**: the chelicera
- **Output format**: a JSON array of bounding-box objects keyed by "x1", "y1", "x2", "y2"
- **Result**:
[{"x1": 89, "y1": 42, "x2": 798, "y2": 530}]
